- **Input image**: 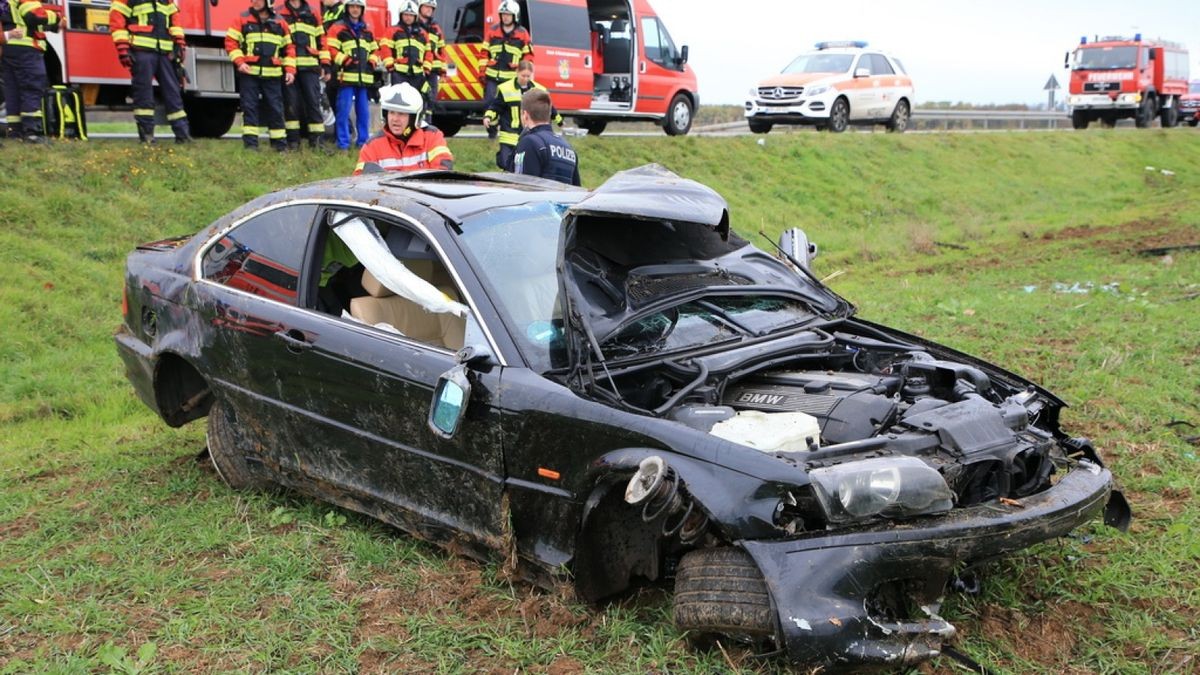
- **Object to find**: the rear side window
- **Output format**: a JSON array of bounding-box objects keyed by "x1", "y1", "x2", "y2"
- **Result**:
[
  {"x1": 436, "y1": 0, "x2": 485, "y2": 43},
  {"x1": 201, "y1": 204, "x2": 317, "y2": 306},
  {"x1": 527, "y1": 0, "x2": 589, "y2": 50}
]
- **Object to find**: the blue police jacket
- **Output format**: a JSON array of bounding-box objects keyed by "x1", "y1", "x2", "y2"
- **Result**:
[{"x1": 512, "y1": 124, "x2": 580, "y2": 186}]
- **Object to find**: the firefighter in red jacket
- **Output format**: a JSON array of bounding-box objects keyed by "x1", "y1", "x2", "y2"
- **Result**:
[
  {"x1": 384, "y1": 1, "x2": 430, "y2": 92},
  {"x1": 1, "y1": 0, "x2": 59, "y2": 141},
  {"x1": 276, "y1": 0, "x2": 327, "y2": 149},
  {"x1": 109, "y1": 0, "x2": 191, "y2": 143},
  {"x1": 226, "y1": 0, "x2": 296, "y2": 150},
  {"x1": 479, "y1": 0, "x2": 531, "y2": 138},
  {"x1": 417, "y1": 0, "x2": 443, "y2": 124},
  {"x1": 354, "y1": 82, "x2": 452, "y2": 174}
]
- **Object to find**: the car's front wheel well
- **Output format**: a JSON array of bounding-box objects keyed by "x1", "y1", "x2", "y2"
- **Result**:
[{"x1": 154, "y1": 353, "x2": 212, "y2": 427}]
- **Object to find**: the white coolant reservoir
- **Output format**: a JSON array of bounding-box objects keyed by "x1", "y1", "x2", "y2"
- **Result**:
[{"x1": 709, "y1": 410, "x2": 821, "y2": 454}]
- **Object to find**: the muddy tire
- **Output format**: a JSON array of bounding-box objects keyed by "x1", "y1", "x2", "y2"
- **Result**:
[
  {"x1": 206, "y1": 399, "x2": 268, "y2": 490},
  {"x1": 827, "y1": 97, "x2": 849, "y2": 133},
  {"x1": 674, "y1": 547, "x2": 776, "y2": 647},
  {"x1": 747, "y1": 119, "x2": 772, "y2": 134}
]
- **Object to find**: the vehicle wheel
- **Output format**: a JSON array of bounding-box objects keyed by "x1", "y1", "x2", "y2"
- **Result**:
[
  {"x1": 664, "y1": 93, "x2": 694, "y2": 136},
  {"x1": 1071, "y1": 110, "x2": 1090, "y2": 130},
  {"x1": 826, "y1": 97, "x2": 850, "y2": 133},
  {"x1": 1189, "y1": 119, "x2": 1199, "y2": 127},
  {"x1": 674, "y1": 547, "x2": 776, "y2": 648},
  {"x1": 184, "y1": 98, "x2": 237, "y2": 138},
  {"x1": 206, "y1": 399, "x2": 269, "y2": 490},
  {"x1": 432, "y1": 114, "x2": 465, "y2": 137},
  {"x1": 886, "y1": 99, "x2": 910, "y2": 132},
  {"x1": 1160, "y1": 104, "x2": 1179, "y2": 128},
  {"x1": 579, "y1": 119, "x2": 607, "y2": 136},
  {"x1": 1100, "y1": 116, "x2": 1117, "y2": 129},
  {"x1": 1134, "y1": 94, "x2": 1157, "y2": 128},
  {"x1": 747, "y1": 119, "x2": 772, "y2": 134}
]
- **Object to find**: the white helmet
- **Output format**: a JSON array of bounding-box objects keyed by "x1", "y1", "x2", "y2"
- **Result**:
[
  {"x1": 398, "y1": 0, "x2": 419, "y2": 15},
  {"x1": 380, "y1": 82, "x2": 424, "y2": 117},
  {"x1": 497, "y1": 0, "x2": 519, "y2": 19},
  {"x1": 419, "y1": 0, "x2": 436, "y2": 7},
  {"x1": 343, "y1": 0, "x2": 365, "y2": 6}
]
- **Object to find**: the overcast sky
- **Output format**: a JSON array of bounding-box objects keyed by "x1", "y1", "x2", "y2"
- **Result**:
[{"x1": 648, "y1": 0, "x2": 1200, "y2": 105}]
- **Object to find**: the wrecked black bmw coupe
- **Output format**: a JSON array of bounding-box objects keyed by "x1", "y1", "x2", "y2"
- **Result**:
[{"x1": 116, "y1": 165, "x2": 1128, "y2": 670}]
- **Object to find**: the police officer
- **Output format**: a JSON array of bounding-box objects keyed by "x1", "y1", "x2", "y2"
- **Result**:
[
  {"x1": 1, "y1": 0, "x2": 59, "y2": 141},
  {"x1": 483, "y1": 60, "x2": 560, "y2": 171},
  {"x1": 276, "y1": 0, "x2": 327, "y2": 149},
  {"x1": 109, "y1": 0, "x2": 191, "y2": 143},
  {"x1": 416, "y1": 0, "x2": 443, "y2": 124},
  {"x1": 384, "y1": 1, "x2": 429, "y2": 91},
  {"x1": 226, "y1": 0, "x2": 296, "y2": 150},
  {"x1": 512, "y1": 89, "x2": 579, "y2": 186},
  {"x1": 479, "y1": 0, "x2": 531, "y2": 139}
]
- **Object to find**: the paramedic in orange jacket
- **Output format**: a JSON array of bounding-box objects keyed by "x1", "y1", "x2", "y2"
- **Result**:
[{"x1": 354, "y1": 82, "x2": 452, "y2": 174}]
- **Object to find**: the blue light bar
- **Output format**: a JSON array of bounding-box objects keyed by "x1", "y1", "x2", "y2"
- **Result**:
[
  {"x1": 1134, "y1": 33, "x2": 1142, "y2": 41},
  {"x1": 1080, "y1": 36, "x2": 1087, "y2": 44},
  {"x1": 815, "y1": 40, "x2": 868, "y2": 50}
]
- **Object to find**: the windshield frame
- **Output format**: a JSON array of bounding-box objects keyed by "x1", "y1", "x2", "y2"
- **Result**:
[{"x1": 1072, "y1": 45, "x2": 1140, "y2": 71}]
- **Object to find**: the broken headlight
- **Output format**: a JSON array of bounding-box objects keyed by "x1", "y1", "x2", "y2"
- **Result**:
[{"x1": 810, "y1": 456, "x2": 954, "y2": 525}]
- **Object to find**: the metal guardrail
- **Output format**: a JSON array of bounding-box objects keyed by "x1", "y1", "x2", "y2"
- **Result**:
[{"x1": 693, "y1": 109, "x2": 1071, "y2": 134}]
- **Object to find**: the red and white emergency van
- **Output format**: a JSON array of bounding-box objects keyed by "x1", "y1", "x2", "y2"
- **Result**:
[
  {"x1": 1065, "y1": 34, "x2": 1190, "y2": 129},
  {"x1": 26, "y1": 0, "x2": 391, "y2": 137},
  {"x1": 1179, "y1": 80, "x2": 1200, "y2": 127},
  {"x1": 429, "y1": 0, "x2": 698, "y2": 136}
]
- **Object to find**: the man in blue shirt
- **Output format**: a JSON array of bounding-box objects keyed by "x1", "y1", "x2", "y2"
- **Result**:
[{"x1": 512, "y1": 89, "x2": 580, "y2": 186}]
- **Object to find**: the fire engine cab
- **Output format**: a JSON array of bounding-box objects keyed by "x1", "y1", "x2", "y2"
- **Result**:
[
  {"x1": 1065, "y1": 34, "x2": 1190, "y2": 129},
  {"x1": 429, "y1": 0, "x2": 698, "y2": 136},
  {"x1": 26, "y1": 0, "x2": 391, "y2": 138}
]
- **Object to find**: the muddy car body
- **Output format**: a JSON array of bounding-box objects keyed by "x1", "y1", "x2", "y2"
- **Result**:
[{"x1": 116, "y1": 166, "x2": 1128, "y2": 670}]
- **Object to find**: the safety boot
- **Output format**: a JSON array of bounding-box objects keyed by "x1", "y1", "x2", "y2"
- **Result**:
[{"x1": 136, "y1": 120, "x2": 156, "y2": 144}]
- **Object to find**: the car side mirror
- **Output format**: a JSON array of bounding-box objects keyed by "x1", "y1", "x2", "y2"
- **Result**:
[
  {"x1": 854, "y1": 67, "x2": 870, "y2": 78},
  {"x1": 679, "y1": 45, "x2": 689, "y2": 65},
  {"x1": 1063, "y1": 51, "x2": 1069, "y2": 69},
  {"x1": 429, "y1": 364, "x2": 471, "y2": 439},
  {"x1": 779, "y1": 228, "x2": 818, "y2": 272}
]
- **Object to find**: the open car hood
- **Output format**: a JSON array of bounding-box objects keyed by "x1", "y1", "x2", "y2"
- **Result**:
[{"x1": 557, "y1": 165, "x2": 848, "y2": 370}]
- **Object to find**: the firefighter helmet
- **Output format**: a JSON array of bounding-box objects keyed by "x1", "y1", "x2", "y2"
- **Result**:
[
  {"x1": 398, "y1": 0, "x2": 419, "y2": 16},
  {"x1": 419, "y1": 0, "x2": 436, "y2": 7},
  {"x1": 380, "y1": 82, "x2": 424, "y2": 120},
  {"x1": 497, "y1": 0, "x2": 519, "y2": 19},
  {"x1": 343, "y1": 0, "x2": 365, "y2": 7}
]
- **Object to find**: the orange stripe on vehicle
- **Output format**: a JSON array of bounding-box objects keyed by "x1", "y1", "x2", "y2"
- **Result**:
[{"x1": 537, "y1": 467, "x2": 561, "y2": 480}]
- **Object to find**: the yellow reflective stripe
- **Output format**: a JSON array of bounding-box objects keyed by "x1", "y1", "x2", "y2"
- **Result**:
[
  {"x1": 427, "y1": 145, "x2": 451, "y2": 160},
  {"x1": 17, "y1": 1, "x2": 40, "y2": 14},
  {"x1": 318, "y1": 49, "x2": 330, "y2": 61},
  {"x1": 497, "y1": 130, "x2": 518, "y2": 145},
  {"x1": 482, "y1": 110, "x2": 497, "y2": 121},
  {"x1": 166, "y1": 110, "x2": 187, "y2": 121},
  {"x1": 379, "y1": 37, "x2": 393, "y2": 49},
  {"x1": 229, "y1": 49, "x2": 246, "y2": 60},
  {"x1": 133, "y1": 108, "x2": 155, "y2": 116},
  {"x1": 268, "y1": 129, "x2": 286, "y2": 139},
  {"x1": 307, "y1": 123, "x2": 326, "y2": 133},
  {"x1": 22, "y1": 111, "x2": 44, "y2": 118},
  {"x1": 246, "y1": 33, "x2": 285, "y2": 45},
  {"x1": 130, "y1": 36, "x2": 174, "y2": 50},
  {"x1": 285, "y1": 120, "x2": 300, "y2": 130},
  {"x1": 242, "y1": 126, "x2": 261, "y2": 134},
  {"x1": 227, "y1": 28, "x2": 244, "y2": 40},
  {"x1": 354, "y1": 162, "x2": 365, "y2": 172},
  {"x1": 293, "y1": 23, "x2": 323, "y2": 36},
  {"x1": 5, "y1": 115, "x2": 22, "y2": 123},
  {"x1": 112, "y1": 2, "x2": 132, "y2": 16},
  {"x1": 111, "y1": 29, "x2": 130, "y2": 41},
  {"x1": 283, "y1": 56, "x2": 296, "y2": 67},
  {"x1": 168, "y1": 27, "x2": 184, "y2": 38},
  {"x1": 247, "y1": 65, "x2": 284, "y2": 76},
  {"x1": 295, "y1": 56, "x2": 320, "y2": 67}
]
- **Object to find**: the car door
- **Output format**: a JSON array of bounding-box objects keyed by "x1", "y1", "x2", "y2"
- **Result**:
[
  {"x1": 634, "y1": 14, "x2": 682, "y2": 116},
  {"x1": 846, "y1": 53, "x2": 876, "y2": 120},
  {"x1": 869, "y1": 53, "x2": 899, "y2": 118}
]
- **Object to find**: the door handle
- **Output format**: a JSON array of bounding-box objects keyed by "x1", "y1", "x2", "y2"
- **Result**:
[
  {"x1": 274, "y1": 329, "x2": 314, "y2": 352},
  {"x1": 584, "y1": 55, "x2": 591, "y2": 68},
  {"x1": 639, "y1": 61, "x2": 647, "y2": 74}
]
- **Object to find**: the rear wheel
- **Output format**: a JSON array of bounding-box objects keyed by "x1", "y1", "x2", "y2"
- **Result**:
[
  {"x1": 1071, "y1": 110, "x2": 1090, "y2": 130},
  {"x1": 432, "y1": 114, "x2": 465, "y2": 137},
  {"x1": 206, "y1": 400, "x2": 269, "y2": 491},
  {"x1": 827, "y1": 97, "x2": 850, "y2": 133},
  {"x1": 1189, "y1": 119, "x2": 1199, "y2": 127},
  {"x1": 184, "y1": 97, "x2": 237, "y2": 138},
  {"x1": 1160, "y1": 103, "x2": 1179, "y2": 128},
  {"x1": 664, "y1": 93, "x2": 694, "y2": 136},
  {"x1": 674, "y1": 547, "x2": 776, "y2": 649},
  {"x1": 579, "y1": 119, "x2": 608, "y2": 136},
  {"x1": 747, "y1": 119, "x2": 772, "y2": 134},
  {"x1": 1134, "y1": 94, "x2": 1157, "y2": 128},
  {"x1": 886, "y1": 99, "x2": 910, "y2": 132}
]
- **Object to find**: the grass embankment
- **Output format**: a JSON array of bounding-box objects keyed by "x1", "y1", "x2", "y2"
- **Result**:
[{"x1": 1, "y1": 131, "x2": 1198, "y2": 673}]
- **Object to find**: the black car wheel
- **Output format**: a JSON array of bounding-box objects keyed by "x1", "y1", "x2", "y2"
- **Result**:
[
  {"x1": 674, "y1": 547, "x2": 776, "y2": 648},
  {"x1": 827, "y1": 97, "x2": 850, "y2": 133},
  {"x1": 747, "y1": 119, "x2": 772, "y2": 134},
  {"x1": 1189, "y1": 119, "x2": 1199, "y2": 127},
  {"x1": 1160, "y1": 105, "x2": 1179, "y2": 128},
  {"x1": 184, "y1": 98, "x2": 237, "y2": 138},
  {"x1": 886, "y1": 99, "x2": 910, "y2": 133},
  {"x1": 664, "y1": 93, "x2": 694, "y2": 136},
  {"x1": 1134, "y1": 94, "x2": 1157, "y2": 128},
  {"x1": 206, "y1": 400, "x2": 269, "y2": 490},
  {"x1": 1072, "y1": 110, "x2": 1090, "y2": 130},
  {"x1": 432, "y1": 114, "x2": 465, "y2": 137},
  {"x1": 580, "y1": 119, "x2": 608, "y2": 136}
]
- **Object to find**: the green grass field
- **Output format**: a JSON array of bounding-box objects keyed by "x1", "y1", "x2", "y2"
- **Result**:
[{"x1": 1, "y1": 129, "x2": 1198, "y2": 674}]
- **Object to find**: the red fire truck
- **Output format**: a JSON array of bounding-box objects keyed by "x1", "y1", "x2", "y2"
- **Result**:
[
  {"x1": 429, "y1": 0, "x2": 698, "y2": 136},
  {"x1": 1065, "y1": 34, "x2": 1190, "y2": 129},
  {"x1": 23, "y1": 0, "x2": 391, "y2": 137}
]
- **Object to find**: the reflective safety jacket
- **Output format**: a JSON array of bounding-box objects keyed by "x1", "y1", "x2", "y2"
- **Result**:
[
  {"x1": 483, "y1": 77, "x2": 561, "y2": 146},
  {"x1": 479, "y1": 23, "x2": 532, "y2": 81},
  {"x1": 276, "y1": 0, "x2": 327, "y2": 70},
  {"x1": 226, "y1": 10, "x2": 297, "y2": 78},
  {"x1": 383, "y1": 21, "x2": 430, "y2": 76},
  {"x1": 420, "y1": 16, "x2": 445, "y2": 74},
  {"x1": 109, "y1": 0, "x2": 183, "y2": 55},
  {"x1": 1, "y1": 0, "x2": 59, "y2": 51},
  {"x1": 354, "y1": 125, "x2": 453, "y2": 174},
  {"x1": 325, "y1": 17, "x2": 382, "y2": 85}
]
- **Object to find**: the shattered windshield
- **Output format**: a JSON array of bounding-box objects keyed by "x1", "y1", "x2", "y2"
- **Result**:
[{"x1": 601, "y1": 297, "x2": 814, "y2": 360}]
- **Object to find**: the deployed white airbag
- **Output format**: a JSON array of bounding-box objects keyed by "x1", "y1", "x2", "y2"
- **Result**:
[{"x1": 331, "y1": 212, "x2": 467, "y2": 317}]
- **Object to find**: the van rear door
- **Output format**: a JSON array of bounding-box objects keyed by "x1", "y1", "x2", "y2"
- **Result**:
[{"x1": 526, "y1": 0, "x2": 594, "y2": 110}]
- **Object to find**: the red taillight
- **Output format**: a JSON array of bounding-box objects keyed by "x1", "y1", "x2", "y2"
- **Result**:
[{"x1": 121, "y1": 285, "x2": 129, "y2": 319}]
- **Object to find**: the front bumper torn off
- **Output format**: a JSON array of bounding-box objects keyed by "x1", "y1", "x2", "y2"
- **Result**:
[{"x1": 741, "y1": 465, "x2": 1116, "y2": 669}]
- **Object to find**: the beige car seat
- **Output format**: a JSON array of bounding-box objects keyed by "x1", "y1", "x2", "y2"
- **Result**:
[{"x1": 349, "y1": 262, "x2": 466, "y2": 350}]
